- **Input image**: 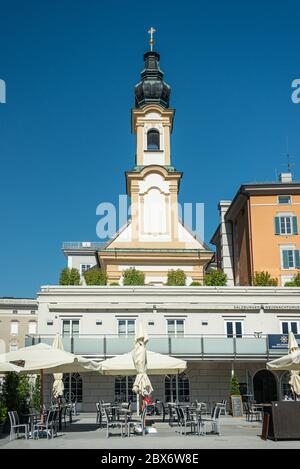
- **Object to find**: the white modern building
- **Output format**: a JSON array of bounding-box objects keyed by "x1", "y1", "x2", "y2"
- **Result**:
[{"x1": 30, "y1": 285, "x2": 300, "y2": 411}]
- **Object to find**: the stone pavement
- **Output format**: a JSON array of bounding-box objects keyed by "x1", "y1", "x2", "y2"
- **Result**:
[{"x1": 1, "y1": 413, "x2": 300, "y2": 449}]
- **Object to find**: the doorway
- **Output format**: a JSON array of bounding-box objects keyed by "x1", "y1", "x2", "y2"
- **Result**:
[{"x1": 253, "y1": 370, "x2": 277, "y2": 403}]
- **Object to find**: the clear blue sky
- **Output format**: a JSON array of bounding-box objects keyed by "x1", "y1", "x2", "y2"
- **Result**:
[{"x1": 0, "y1": 0, "x2": 299, "y2": 297}]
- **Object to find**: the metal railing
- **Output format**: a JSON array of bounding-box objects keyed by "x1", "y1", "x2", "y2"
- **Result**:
[
  {"x1": 62, "y1": 242, "x2": 107, "y2": 250},
  {"x1": 25, "y1": 333, "x2": 286, "y2": 360}
]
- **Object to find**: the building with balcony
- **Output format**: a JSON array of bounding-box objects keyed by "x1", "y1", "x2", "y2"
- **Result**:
[
  {"x1": 211, "y1": 173, "x2": 300, "y2": 286},
  {"x1": 31, "y1": 285, "x2": 300, "y2": 411}
]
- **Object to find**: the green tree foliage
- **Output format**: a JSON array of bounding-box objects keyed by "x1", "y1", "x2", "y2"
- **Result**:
[
  {"x1": 109, "y1": 283, "x2": 119, "y2": 286},
  {"x1": 59, "y1": 268, "x2": 80, "y2": 285},
  {"x1": 230, "y1": 374, "x2": 240, "y2": 395},
  {"x1": 0, "y1": 399, "x2": 7, "y2": 423},
  {"x1": 123, "y1": 268, "x2": 145, "y2": 286},
  {"x1": 2, "y1": 373, "x2": 30, "y2": 415},
  {"x1": 31, "y1": 375, "x2": 41, "y2": 410},
  {"x1": 190, "y1": 281, "x2": 201, "y2": 286},
  {"x1": 252, "y1": 271, "x2": 278, "y2": 286},
  {"x1": 285, "y1": 272, "x2": 300, "y2": 287},
  {"x1": 166, "y1": 269, "x2": 186, "y2": 286},
  {"x1": 83, "y1": 267, "x2": 107, "y2": 286},
  {"x1": 204, "y1": 269, "x2": 227, "y2": 286}
]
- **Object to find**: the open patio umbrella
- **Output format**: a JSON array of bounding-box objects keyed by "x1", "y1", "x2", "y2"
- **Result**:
[
  {"x1": 267, "y1": 333, "x2": 300, "y2": 372},
  {"x1": 0, "y1": 361, "x2": 22, "y2": 373},
  {"x1": 52, "y1": 335, "x2": 65, "y2": 399},
  {"x1": 288, "y1": 333, "x2": 300, "y2": 396},
  {"x1": 99, "y1": 350, "x2": 186, "y2": 376},
  {"x1": 267, "y1": 332, "x2": 300, "y2": 396},
  {"x1": 0, "y1": 342, "x2": 102, "y2": 374}
]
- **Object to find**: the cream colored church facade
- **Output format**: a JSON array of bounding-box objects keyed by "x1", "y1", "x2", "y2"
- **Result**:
[{"x1": 96, "y1": 52, "x2": 212, "y2": 285}]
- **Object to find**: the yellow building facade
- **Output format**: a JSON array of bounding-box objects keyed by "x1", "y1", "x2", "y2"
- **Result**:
[{"x1": 211, "y1": 178, "x2": 300, "y2": 286}]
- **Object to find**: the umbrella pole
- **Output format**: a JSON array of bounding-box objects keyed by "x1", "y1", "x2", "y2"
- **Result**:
[
  {"x1": 137, "y1": 393, "x2": 140, "y2": 416},
  {"x1": 40, "y1": 369, "x2": 44, "y2": 423},
  {"x1": 176, "y1": 373, "x2": 179, "y2": 403}
]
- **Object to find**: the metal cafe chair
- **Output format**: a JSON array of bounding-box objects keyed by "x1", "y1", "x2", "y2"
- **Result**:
[
  {"x1": 33, "y1": 409, "x2": 58, "y2": 440},
  {"x1": 8, "y1": 411, "x2": 29, "y2": 441}
]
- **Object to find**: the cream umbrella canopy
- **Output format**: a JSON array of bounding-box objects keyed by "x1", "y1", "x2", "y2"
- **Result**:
[
  {"x1": 0, "y1": 361, "x2": 22, "y2": 373},
  {"x1": 0, "y1": 342, "x2": 102, "y2": 374},
  {"x1": 52, "y1": 335, "x2": 65, "y2": 399},
  {"x1": 267, "y1": 332, "x2": 300, "y2": 396},
  {"x1": 288, "y1": 333, "x2": 300, "y2": 396},
  {"x1": 99, "y1": 350, "x2": 187, "y2": 376},
  {"x1": 132, "y1": 322, "x2": 153, "y2": 400}
]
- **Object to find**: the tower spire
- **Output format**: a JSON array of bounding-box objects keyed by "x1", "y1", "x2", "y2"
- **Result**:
[{"x1": 148, "y1": 27, "x2": 156, "y2": 51}]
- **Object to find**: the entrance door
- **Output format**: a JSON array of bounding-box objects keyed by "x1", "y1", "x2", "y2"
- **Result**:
[{"x1": 253, "y1": 370, "x2": 277, "y2": 403}]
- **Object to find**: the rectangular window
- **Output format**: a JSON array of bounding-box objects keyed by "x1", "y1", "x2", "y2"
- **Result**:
[
  {"x1": 275, "y1": 216, "x2": 298, "y2": 235},
  {"x1": 282, "y1": 249, "x2": 300, "y2": 269},
  {"x1": 80, "y1": 264, "x2": 92, "y2": 276},
  {"x1": 28, "y1": 322, "x2": 37, "y2": 335},
  {"x1": 10, "y1": 344, "x2": 18, "y2": 352},
  {"x1": 167, "y1": 319, "x2": 185, "y2": 337},
  {"x1": 278, "y1": 196, "x2": 291, "y2": 205},
  {"x1": 281, "y1": 321, "x2": 299, "y2": 334},
  {"x1": 10, "y1": 322, "x2": 18, "y2": 334},
  {"x1": 225, "y1": 321, "x2": 243, "y2": 338},
  {"x1": 118, "y1": 319, "x2": 135, "y2": 336},
  {"x1": 62, "y1": 319, "x2": 80, "y2": 336}
]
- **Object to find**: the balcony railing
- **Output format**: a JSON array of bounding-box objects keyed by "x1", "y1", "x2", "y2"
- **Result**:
[
  {"x1": 25, "y1": 334, "x2": 287, "y2": 360},
  {"x1": 62, "y1": 242, "x2": 107, "y2": 250}
]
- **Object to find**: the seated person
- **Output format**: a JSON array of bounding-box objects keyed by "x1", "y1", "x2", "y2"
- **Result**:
[{"x1": 143, "y1": 395, "x2": 154, "y2": 414}]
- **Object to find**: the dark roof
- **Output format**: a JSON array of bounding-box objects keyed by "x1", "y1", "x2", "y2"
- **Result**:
[{"x1": 134, "y1": 51, "x2": 171, "y2": 109}]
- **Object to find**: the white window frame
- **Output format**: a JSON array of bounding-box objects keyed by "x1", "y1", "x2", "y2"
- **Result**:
[
  {"x1": 61, "y1": 319, "x2": 81, "y2": 336},
  {"x1": 10, "y1": 343, "x2": 18, "y2": 352},
  {"x1": 280, "y1": 245, "x2": 298, "y2": 270},
  {"x1": 280, "y1": 321, "x2": 299, "y2": 335},
  {"x1": 224, "y1": 320, "x2": 244, "y2": 337},
  {"x1": 28, "y1": 322, "x2": 37, "y2": 335},
  {"x1": 279, "y1": 216, "x2": 293, "y2": 235},
  {"x1": 117, "y1": 319, "x2": 136, "y2": 337},
  {"x1": 278, "y1": 195, "x2": 292, "y2": 205},
  {"x1": 80, "y1": 264, "x2": 92, "y2": 277},
  {"x1": 166, "y1": 319, "x2": 185, "y2": 337},
  {"x1": 10, "y1": 321, "x2": 19, "y2": 335}
]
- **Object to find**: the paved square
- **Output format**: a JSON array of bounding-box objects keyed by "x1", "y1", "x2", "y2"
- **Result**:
[{"x1": 1, "y1": 413, "x2": 300, "y2": 449}]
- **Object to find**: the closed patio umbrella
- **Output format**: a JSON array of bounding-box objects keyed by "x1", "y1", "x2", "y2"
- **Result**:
[
  {"x1": 52, "y1": 335, "x2": 65, "y2": 399},
  {"x1": 132, "y1": 322, "x2": 153, "y2": 397}
]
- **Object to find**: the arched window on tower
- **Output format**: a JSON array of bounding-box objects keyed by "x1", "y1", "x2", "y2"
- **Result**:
[{"x1": 147, "y1": 129, "x2": 160, "y2": 150}]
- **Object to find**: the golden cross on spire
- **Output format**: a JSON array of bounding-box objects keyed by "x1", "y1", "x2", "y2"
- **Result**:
[{"x1": 148, "y1": 27, "x2": 156, "y2": 51}]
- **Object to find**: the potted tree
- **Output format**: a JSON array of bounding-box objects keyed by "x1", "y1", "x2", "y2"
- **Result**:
[{"x1": 230, "y1": 374, "x2": 243, "y2": 417}]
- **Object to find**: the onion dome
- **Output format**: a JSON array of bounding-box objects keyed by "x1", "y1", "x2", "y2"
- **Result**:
[{"x1": 134, "y1": 51, "x2": 171, "y2": 109}]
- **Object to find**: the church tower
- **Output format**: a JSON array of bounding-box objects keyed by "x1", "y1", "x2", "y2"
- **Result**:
[{"x1": 98, "y1": 30, "x2": 213, "y2": 285}]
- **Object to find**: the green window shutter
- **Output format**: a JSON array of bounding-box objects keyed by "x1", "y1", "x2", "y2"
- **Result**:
[
  {"x1": 282, "y1": 250, "x2": 289, "y2": 269},
  {"x1": 274, "y1": 217, "x2": 280, "y2": 235},
  {"x1": 295, "y1": 250, "x2": 300, "y2": 269},
  {"x1": 292, "y1": 217, "x2": 298, "y2": 235}
]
